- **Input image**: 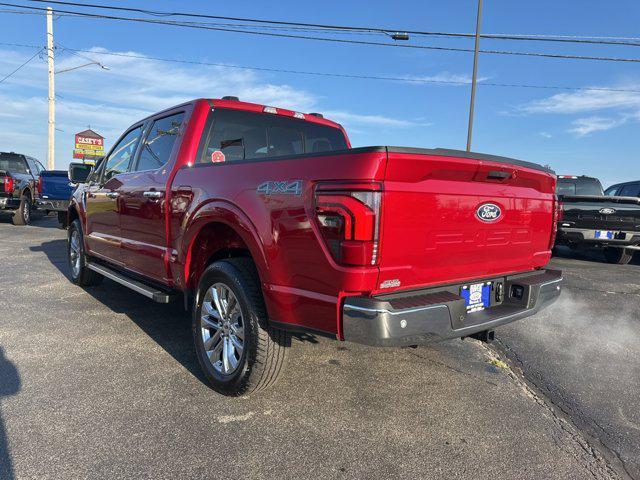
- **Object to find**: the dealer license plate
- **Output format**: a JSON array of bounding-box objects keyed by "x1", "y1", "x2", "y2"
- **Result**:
[
  {"x1": 461, "y1": 282, "x2": 491, "y2": 313},
  {"x1": 595, "y1": 230, "x2": 614, "y2": 239}
]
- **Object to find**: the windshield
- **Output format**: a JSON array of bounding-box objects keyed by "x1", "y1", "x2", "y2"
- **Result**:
[
  {"x1": 0, "y1": 153, "x2": 28, "y2": 174},
  {"x1": 556, "y1": 177, "x2": 603, "y2": 196}
]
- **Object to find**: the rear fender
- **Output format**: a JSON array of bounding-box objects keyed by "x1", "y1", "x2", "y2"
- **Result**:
[{"x1": 180, "y1": 200, "x2": 269, "y2": 290}]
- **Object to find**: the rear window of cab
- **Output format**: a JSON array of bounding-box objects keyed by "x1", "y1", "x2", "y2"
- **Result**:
[{"x1": 197, "y1": 109, "x2": 348, "y2": 164}]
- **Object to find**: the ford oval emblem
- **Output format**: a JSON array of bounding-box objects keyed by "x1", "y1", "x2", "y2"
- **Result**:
[
  {"x1": 476, "y1": 203, "x2": 502, "y2": 222},
  {"x1": 599, "y1": 207, "x2": 616, "y2": 215}
]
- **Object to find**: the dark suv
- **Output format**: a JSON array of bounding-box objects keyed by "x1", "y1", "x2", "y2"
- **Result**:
[{"x1": 0, "y1": 152, "x2": 44, "y2": 225}]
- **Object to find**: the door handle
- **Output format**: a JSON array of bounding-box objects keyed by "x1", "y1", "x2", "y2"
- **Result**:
[
  {"x1": 143, "y1": 191, "x2": 164, "y2": 199},
  {"x1": 106, "y1": 192, "x2": 119, "y2": 199}
]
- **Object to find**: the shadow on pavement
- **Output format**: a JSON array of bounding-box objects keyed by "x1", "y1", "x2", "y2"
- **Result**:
[
  {"x1": 32, "y1": 238, "x2": 322, "y2": 388},
  {"x1": 553, "y1": 245, "x2": 640, "y2": 266},
  {"x1": 32, "y1": 239, "x2": 208, "y2": 386},
  {"x1": 0, "y1": 213, "x2": 61, "y2": 230},
  {"x1": 0, "y1": 347, "x2": 20, "y2": 480}
]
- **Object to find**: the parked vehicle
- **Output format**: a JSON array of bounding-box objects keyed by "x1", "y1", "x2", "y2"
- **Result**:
[
  {"x1": 66, "y1": 97, "x2": 563, "y2": 396},
  {"x1": 604, "y1": 180, "x2": 640, "y2": 198},
  {"x1": 555, "y1": 175, "x2": 640, "y2": 264},
  {"x1": 0, "y1": 152, "x2": 44, "y2": 225},
  {"x1": 37, "y1": 169, "x2": 75, "y2": 227}
]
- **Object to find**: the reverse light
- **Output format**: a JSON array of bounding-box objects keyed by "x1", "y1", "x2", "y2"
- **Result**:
[
  {"x1": 315, "y1": 182, "x2": 382, "y2": 266},
  {"x1": 3, "y1": 175, "x2": 14, "y2": 194}
]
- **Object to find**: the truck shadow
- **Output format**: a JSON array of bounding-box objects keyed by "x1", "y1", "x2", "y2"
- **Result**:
[
  {"x1": 553, "y1": 245, "x2": 640, "y2": 266},
  {"x1": 0, "y1": 347, "x2": 21, "y2": 480},
  {"x1": 31, "y1": 239, "x2": 209, "y2": 386},
  {"x1": 0, "y1": 213, "x2": 61, "y2": 230}
]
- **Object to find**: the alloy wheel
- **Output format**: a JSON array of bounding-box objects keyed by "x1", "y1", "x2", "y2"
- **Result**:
[{"x1": 200, "y1": 283, "x2": 245, "y2": 376}]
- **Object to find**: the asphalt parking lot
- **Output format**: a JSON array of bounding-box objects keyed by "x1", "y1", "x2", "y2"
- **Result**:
[{"x1": 0, "y1": 216, "x2": 638, "y2": 480}]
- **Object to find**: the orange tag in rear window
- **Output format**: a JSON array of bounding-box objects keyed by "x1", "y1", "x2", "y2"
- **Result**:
[{"x1": 211, "y1": 150, "x2": 225, "y2": 163}]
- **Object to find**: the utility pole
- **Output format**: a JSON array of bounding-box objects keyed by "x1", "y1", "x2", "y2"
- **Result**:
[
  {"x1": 466, "y1": 0, "x2": 483, "y2": 152},
  {"x1": 46, "y1": 7, "x2": 55, "y2": 170}
]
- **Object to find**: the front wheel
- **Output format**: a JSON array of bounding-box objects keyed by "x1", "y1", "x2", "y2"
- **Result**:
[
  {"x1": 603, "y1": 247, "x2": 634, "y2": 265},
  {"x1": 68, "y1": 219, "x2": 103, "y2": 286},
  {"x1": 193, "y1": 258, "x2": 290, "y2": 396}
]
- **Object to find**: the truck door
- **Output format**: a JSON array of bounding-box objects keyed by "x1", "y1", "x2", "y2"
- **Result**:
[
  {"x1": 84, "y1": 126, "x2": 143, "y2": 265},
  {"x1": 119, "y1": 111, "x2": 185, "y2": 282}
]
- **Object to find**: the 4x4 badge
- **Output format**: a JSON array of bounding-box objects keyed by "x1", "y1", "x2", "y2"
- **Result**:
[{"x1": 257, "y1": 180, "x2": 303, "y2": 196}]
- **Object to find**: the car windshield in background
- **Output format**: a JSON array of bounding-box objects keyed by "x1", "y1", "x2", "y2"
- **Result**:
[
  {"x1": 0, "y1": 153, "x2": 28, "y2": 174},
  {"x1": 556, "y1": 177, "x2": 604, "y2": 196}
]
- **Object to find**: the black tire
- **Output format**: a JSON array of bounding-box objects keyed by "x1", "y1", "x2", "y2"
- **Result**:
[
  {"x1": 67, "y1": 219, "x2": 103, "y2": 286},
  {"x1": 603, "y1": 247, "x2": 633, "y2": 265},
  {"x1": 57, "y1": 211, "x2": 68, "y2": 229},
  {"x1": 193, "y1": 257, "x2": 290, "y2": 396},
  {"x1": 12, "y1": 196, "x2": 31, "y2": 226}
]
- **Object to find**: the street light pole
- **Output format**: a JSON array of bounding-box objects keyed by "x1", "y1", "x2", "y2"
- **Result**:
[
  {"x1": 46, "y1": 7, "x2": 55, "y2": 170},
  {"x1": 466, "y1": 0, "x2": 483, "y2": 152}
]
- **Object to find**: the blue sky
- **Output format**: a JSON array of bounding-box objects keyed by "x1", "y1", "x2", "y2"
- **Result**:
[{"x1": 0, "y1": 0, "x2": 639, "y2": 187}]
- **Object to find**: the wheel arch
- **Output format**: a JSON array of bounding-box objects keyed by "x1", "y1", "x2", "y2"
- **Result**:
[{"x1": 181, "y1": 201, "x2": 270, "y2": 293}]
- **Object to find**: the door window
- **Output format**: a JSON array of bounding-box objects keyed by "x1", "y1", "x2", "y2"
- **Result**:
[
  {"x1": 618, "y1": 183, "x2": 640, "y2": 197},
  {"x1": 134, "y1": 112, "x2": 185, "y2": 172},
  {"x1": 101, "y1": 126, "x2": 142, "y2": 182}
]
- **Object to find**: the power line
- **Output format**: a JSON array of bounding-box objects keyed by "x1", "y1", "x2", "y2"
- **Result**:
[
  {"x1": 18, "y1": 0, "x2": 640, "y2": 48},
  {"x1": 2, "y1": 41, "x2": 640, "y2": 94},
  {"x1": 0, "y1": 46, "x2": 43, "y2": 83},
  {"x1": 56, "y1": 45, "x2": 640, "y2": 94},
  {"x1": 4, "y1": 3, "x2": 640, "y2": 64}
]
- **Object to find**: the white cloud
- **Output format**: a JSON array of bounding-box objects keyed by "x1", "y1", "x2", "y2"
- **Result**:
[
  {"x1": 403, "y1": 71, "x2": 489, "y2": 85},
  {"x1": 0, "y1": 47, "x2": 423, "y2": 168},
  {"x1": 568, "y1": 116, "x2": 625, "y2": 137},
  {"x1": 518, "y1": 84, "x2": 640, "y2": 137},
  {"x1": 322, "y1": 110, "x2": 431, "y2": 128},
  {"x1": 539, "y1": 131, "x2": 552, "y2": 138},
  {"x1": 521, "y1": 88, "x2": 640, "y2": 115}
]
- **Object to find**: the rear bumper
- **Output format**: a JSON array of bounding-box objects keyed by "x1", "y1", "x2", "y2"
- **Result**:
[
  {"x1": 342, "y1": 269, "x2": 562, "y2": 347},
  {"x1": 0, "y1": 197, "x2": 19, "y2": 210},
  {"x1": 557, "y1": 227, "x2": 640, "y2": 247},
  {"x1": 36, "y1": 199, "x2": 69, "y2": 211}
]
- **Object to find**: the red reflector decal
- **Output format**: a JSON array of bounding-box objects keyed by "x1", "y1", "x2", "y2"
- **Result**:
[{"x1": 211, "y1": 150, "x2": 226, "y2": 163}]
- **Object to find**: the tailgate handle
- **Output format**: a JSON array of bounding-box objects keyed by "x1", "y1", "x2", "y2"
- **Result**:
[{"x1": 487, "y1": 170, "x2": 511, "y2": 180}]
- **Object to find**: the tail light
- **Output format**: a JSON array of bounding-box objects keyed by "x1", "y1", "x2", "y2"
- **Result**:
[
  {"x1": 315, "y1": 182, "x2": 382, "y2": 266},
  {"x1": 3, "y1": 176, "x2": 14, "y2": 194},
  {"x1": 549, "y1": 195, "x2": 562, "y2": 249},
  {"x1": 37, "y1": 177, "x2": 42, "y2": 195}
]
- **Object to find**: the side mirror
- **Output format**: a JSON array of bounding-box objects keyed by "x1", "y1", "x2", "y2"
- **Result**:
[{"x1": 68, "y1": 163, "x2": 93, "y2": 184}]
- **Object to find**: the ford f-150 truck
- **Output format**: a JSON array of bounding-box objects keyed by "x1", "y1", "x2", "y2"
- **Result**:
[
  {"x1": 37, "y1": 169, "x2": 76, "y2": 227},
  {"x1": 66, "y1": 97, "x2": 563, "y2": 396},
  {"x1": 0, "y1": 152, "x2": 44, "y2": 225},
  {"x1": 555, "y1": 175, "x2": 640, "y2": 264}
]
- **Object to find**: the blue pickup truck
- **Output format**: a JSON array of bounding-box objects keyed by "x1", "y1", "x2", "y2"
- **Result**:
[{"x1": 37, "y1": 170, "x2": 75, "y2": 227}]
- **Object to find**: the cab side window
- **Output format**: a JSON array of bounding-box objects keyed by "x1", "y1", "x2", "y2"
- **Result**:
[
  {"x1": 618, "y1": 183, "x2": 640, "y2": 197},
  {"x1": 134, "y1": 112, "x2": 184, "y2": 172},
  {"x1": 101, "y1": 126, "x2": 142, "y2": 182}
]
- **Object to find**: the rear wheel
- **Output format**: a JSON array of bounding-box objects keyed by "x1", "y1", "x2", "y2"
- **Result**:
[
  {"x1": 68, "y1": 219, "x2": 103, "y2": 286},
  {"x1": 12, "y1": 196, "x2": 31, "y2": 226},
  {"x1": 603, "y1": 247, "x2": 633, "y2": 265},
  {"x1": 193, "y1": 257, "x2": 290, "y2": 396}
]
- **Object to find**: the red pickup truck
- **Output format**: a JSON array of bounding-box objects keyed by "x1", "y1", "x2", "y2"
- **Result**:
[{"x1": 67, "y1": 97, "x2": 562, "y2": 396}]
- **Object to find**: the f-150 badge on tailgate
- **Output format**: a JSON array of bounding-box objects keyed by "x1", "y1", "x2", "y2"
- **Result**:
[
  {"x1": 257, "y1": 180, "x2": 302, "y2": 196},
  {"x1": 476, "y1": 203, "x2": 502, "y2": 222}
]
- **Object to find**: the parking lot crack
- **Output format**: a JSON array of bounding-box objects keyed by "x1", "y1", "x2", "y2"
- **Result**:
[{"x1": 487, "y1": 340, "x2": 632, "y2": 480}]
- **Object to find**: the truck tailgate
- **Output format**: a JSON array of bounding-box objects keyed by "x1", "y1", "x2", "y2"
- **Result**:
[
  {"x1": 40, "y1": 171, "x2": 73, "y2": 199},
  {"x1": 377, "y1": 148, "x2": 556, "y2": 292}
]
